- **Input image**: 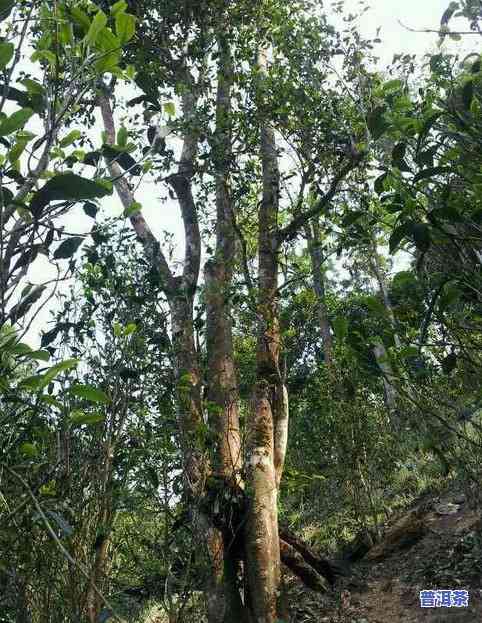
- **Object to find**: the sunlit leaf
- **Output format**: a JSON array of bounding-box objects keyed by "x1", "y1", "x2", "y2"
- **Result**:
[
  {"x1": 0, "y1": 108, "x2": 34, "y2": 136},
  {"x1": 115, "y1": 12, "x2": 136, "y2": 44},
  {"x1": 70, "y1": 384, "x2": 110, "y2": 403},
  {"x1": 85, "y1": 10, "x2": 107, "y2": 46},
  {"x1": 70, "y1": 411, "x2": 105, "y2": 426},
  {"x1": 0, "y1": 42, "x2": 14, "y2": 68}
]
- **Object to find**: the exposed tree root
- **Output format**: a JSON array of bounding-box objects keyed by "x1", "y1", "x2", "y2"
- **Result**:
[
  {"x1": 279, "y1": 527, "x2": 348, "y2": 590},
  {"x1": 280, "y1": 539, "x2": 330, "y2": 592}
]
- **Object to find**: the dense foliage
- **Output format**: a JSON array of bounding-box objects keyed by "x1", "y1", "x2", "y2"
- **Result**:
[{"x1": 0, "y1": 1, "x2": 480, "y2": 622}]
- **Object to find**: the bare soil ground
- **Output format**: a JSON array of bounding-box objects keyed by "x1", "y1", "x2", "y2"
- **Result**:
[{"x1": 285, "y1": 491, "x2": 482, "y2": 623}]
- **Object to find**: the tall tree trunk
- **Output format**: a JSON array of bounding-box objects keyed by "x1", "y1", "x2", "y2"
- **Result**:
[
  {"x1": 14, "y1": 579, "x2": 31, "y2": 623},
  {"x1": 305, "y1": 218, "x2": 334, "y2": 367},
  {"x1": 369, "y1": 240, "x2": 402, "y2": 418},
  {"x1": 244, "y1": 48, "x2": 285, "y2": 623},
  {"x1": 205, "y1": 33, "x2": 242, "y2": 485},
  {"x1": 372, "y1": 340, "x2": 398, "y2": 413},
  {"x1": 204, "y1": 30, "x2": 247, "y2": 621},
  {"x1": 85, "y1": 435, "x2": 115, "y2": 622},
  {"x1": 369, "y1": 240, "x2": 401, "y2": 350},
  {"x1": 99, "y1": 89, "x2": 222, "y2": 623}
]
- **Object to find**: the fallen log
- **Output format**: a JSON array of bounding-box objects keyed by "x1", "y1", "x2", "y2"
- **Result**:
[
  {"x1": 279, "y1": 527, "x2": 347, "y2": 585},
  {"x1": 279, "y1": 539, "x2": 330, "y2": 592}
]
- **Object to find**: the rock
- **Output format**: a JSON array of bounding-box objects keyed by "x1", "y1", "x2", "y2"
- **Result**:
[{"x1": 435, "y1": 502, "x2": 460, "y2": 515}]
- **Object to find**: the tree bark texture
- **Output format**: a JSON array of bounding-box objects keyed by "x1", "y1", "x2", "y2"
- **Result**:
[
  {"x1": 204, "y1": 32, "x2": 249, "y2": 622},
  {"x1": 305, "y1": 219, "x2": 334, "y2": 367},
  {"x1": 244, "y1": 48, "x2": 285, "y2": 623},
  {"x1": 99, "y1": 89, "x2": 222, "y2": 623}
]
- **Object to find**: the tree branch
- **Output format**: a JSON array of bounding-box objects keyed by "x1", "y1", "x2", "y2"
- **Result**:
[
  {"x1": 278, "y1": 161, "x2": 355, "y2": 244},
  {"x1": 166, "y1": 80, "x2": 201, "y2": 294},
  {"x1": 398, "y1": 20, "x2": 482, "y2": 36},
  {"x1": 98, "y1": 92, "x2": 176, "y2": 295}
]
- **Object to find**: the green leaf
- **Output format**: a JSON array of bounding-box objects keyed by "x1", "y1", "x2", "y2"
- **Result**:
[
  {"x1": 115, "y1": 12, "x2": 136, "y2": 44},
  {"x1": 8, "y1": 139, "x2": 27, "y2": 163},
  {"x1": 31, "y1": 50, "x2": 56, "y2": 67},
  {"x1": 11, "y1": 342, "x2": 35, "y2": 356},
  {"x1": 117, "y1": 126, "x2": 128, "y2": 147},
  {"x1": 40, "y1": 359, "x2": 78, "y2": 389},
  {"x1": 83, "y1": 201, "x2": 99, "y2": 219},
  {"x1": 19, "y1": 442, "x2": 38, "y2": 458},
  {"x1": 399, "y1": 346, "x2": 419, "y2": 359},
  {"x1": 164, "y1": 102, "x2": 175, "y2": 117},
  {"x1": 0, "y1": 186, "x2": 13, "y2": 207},
  {"x1": 430, "y1": 204, "x2": 462, "y2": 222},
  {"x1": 364, "y1": 296, "x2": 386, "y2": 316},
  {"x1": 53, "y1": 236, "x2": 84, "y2": 260},
  {"x1": 125, "y1": 64, "x2": 136, "y2": 80},
  {"x1": 461, "y1": 80, "x2": 474, "y2": 110},
  {"x1": 123, "y1": 201, "x2": 141, "y2": 217},
  {"x1": 29, "y1": 173, "x2": 112, "y2": 217},
  {"x1": 124, "y1": 323, "x2": 137, "y2": 336},
  {"x1": 21, "y1": 78, "x2": 45, "y2": 96},
  {"x1": 415, "y1": 112, "x2": 442, "y2": 158},
  {"x1": 367, "y1": 106, "x2": 389, "y2": 140},
  {"x1": 385, "y1": 193, "x2": 404, "y2": 213},
  {"x1": 389, "y1": 221, "x2": 412, "y2": 254},
  {"x1": 85, "y1": 10, "x2": 107, "y2": 46},
  {"x1": 70, "y1": 384, "x2": 110, "y2": 403},
  {"x1": 342, "y1": 211, "x2": 364, "y2": 228},
  {"x1": 333, "y1": 317, "x2": 348, "y2": 340},
  {"x1": 0, "y1": 108, "x2": 34, "y2": 136},
  {"x1": 0, "y1": 0, "x2": 15, "y2": 23},
  {"x1": 382, "y1": 78, "x2": 403, "y2": 94},
  {"x1": 59, "y1": 21, "x2": 73, "y2": 46},
  {"x1": 110, "y1": 0, "x2": 128, "y2": 16},
  {"x1": 59, "y1": 130, "x2": 81, "y2": 148},
  {"x1": 0, "y1": 42, "x2": 14, "y2": 68},
  {"x1": 18, "y1": 375, "x2": 44, "y2": 391},
  {"x1": 413, "y1": 166, "x2": 452, "y2": 183},
  {"x1": 40, "y1": 395, "x2": 63, "y2": 409},
  {"x1": 19, "y1": 360, "x2": 77, "y2": 391},
  {"x1": 29, "y1": 350, "x2": 51, "y2": 362},
  {"x1": 410, "y1": 222, "x2": 431, "y2": 252},
  {"x1": 374, "y1": 172, "x2": 388, "y2": 195},
  {"x1": 94, "y1": 27, "x2": 121, "y2": 74},
  {"x1": 70, "y1": 6, "x2": 91, "y2": 34},
  {"x1": 70, "y1": 411, "x2": 105, "y2": 426}
]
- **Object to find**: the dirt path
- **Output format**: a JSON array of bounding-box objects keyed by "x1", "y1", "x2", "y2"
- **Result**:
[{"x1": 287, "y1": 492, "x2": 482, "y2": 622}]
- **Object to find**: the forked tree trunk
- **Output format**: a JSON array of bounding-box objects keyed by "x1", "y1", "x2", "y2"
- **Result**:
[{"x1": 99, "y1": 90, "x2": 223, "y2": 623}]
